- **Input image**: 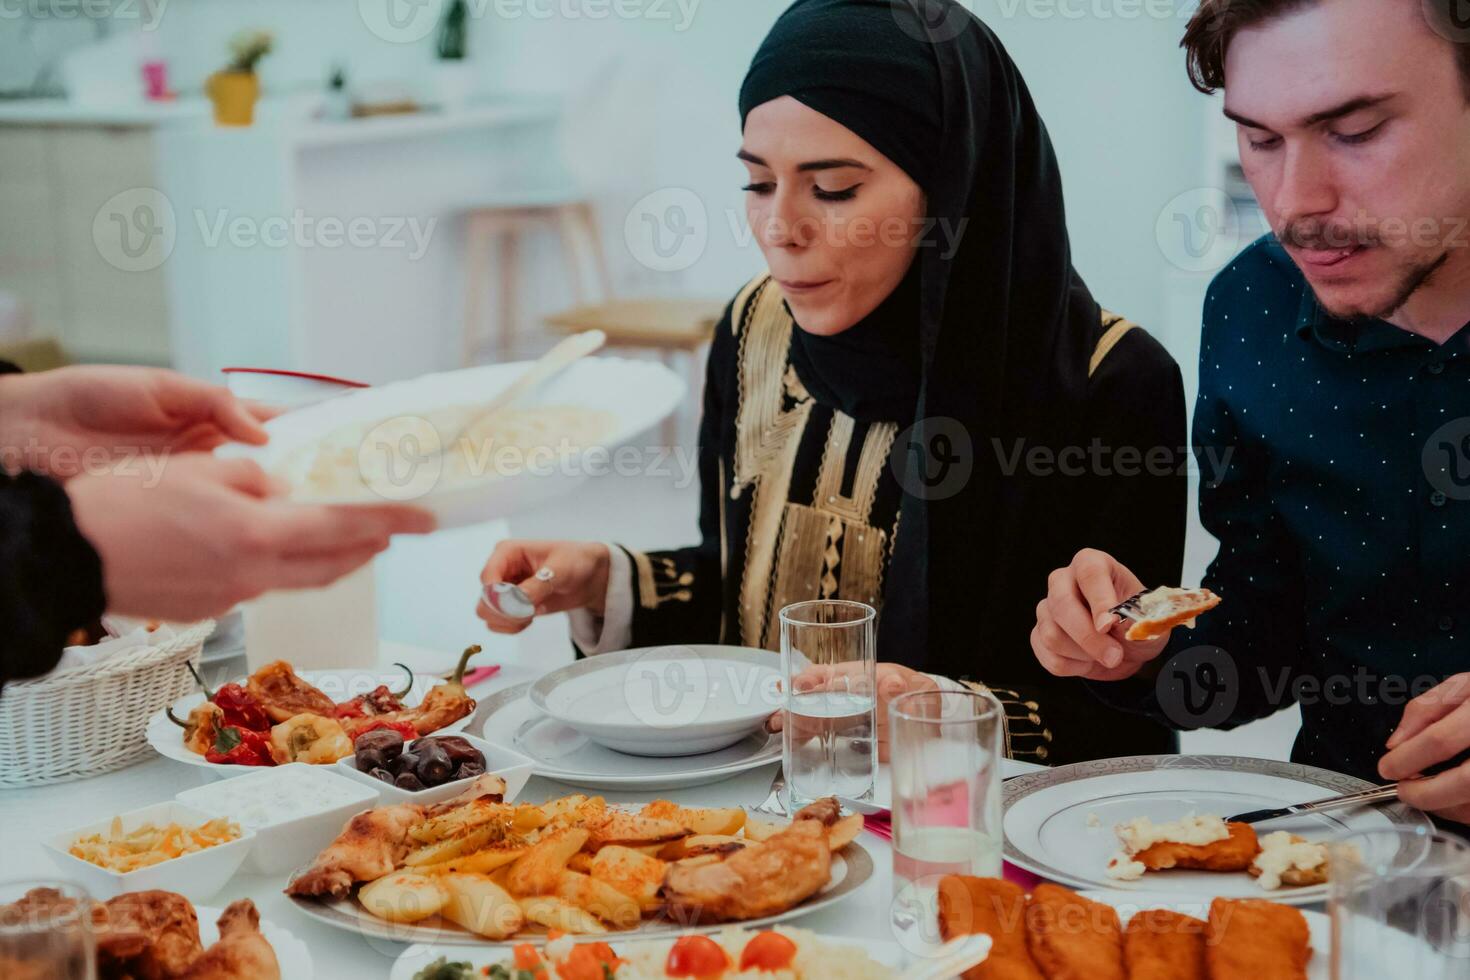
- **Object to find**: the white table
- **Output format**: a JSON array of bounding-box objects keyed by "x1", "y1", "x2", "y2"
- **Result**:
[{"x1": 3, "y1": 655, "x2": 1038, "y2": 978}]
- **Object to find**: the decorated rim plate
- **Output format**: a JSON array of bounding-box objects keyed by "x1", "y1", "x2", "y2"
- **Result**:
[
  {"x1": 146, "y1": 667, "x2": 475, "y2": 777},
  {"x1": 291, "y1": 833, "x2": 874, "y2": 948},
  {"x1": 475, "y1": 682, "x2": 782, "y2": 790},
  {"x1": 388, "y1": 931, "x2": 905, "y2": 978},
  {"x1": 196, "y1": 905, "x2": 314, "y2": 977},
  {"x1": 528, "y1": 646, "x2": 783, "y2": 757},
  {"x1": 1003, "y1": 754, "x2": 1432, "y2": 904},
  {"x1": 223, "y1": 356, "x2": 685, "y2": 529}
]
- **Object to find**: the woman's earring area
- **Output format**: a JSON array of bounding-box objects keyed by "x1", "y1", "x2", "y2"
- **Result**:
[{"x1": 483, "y1": 581, "x2": 536, "y2": 620}]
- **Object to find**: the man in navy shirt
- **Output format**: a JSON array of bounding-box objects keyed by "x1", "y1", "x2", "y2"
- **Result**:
[{"x1": 1031, "y1": 0, "x2": 1470, "y2": 824}]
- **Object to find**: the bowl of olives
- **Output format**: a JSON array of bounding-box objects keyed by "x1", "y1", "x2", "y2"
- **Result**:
[{"x1": 334, "y1": 731, "x2": 536, "y2": 805}]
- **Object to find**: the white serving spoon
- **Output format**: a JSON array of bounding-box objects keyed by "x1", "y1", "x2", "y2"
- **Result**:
[
  {"x1": 442, "y1": 329, "x2": 607, "y2": 451},
  {"x1": 899, "y1": 933, "x2": 993, "y2": 980}
]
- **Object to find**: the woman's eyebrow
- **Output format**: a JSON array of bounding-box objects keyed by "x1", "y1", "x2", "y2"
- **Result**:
[{"x1": 735, "y1": 149, "x2": 871, "y2": 173}]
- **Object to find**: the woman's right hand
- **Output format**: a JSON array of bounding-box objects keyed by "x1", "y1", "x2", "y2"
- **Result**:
[
  {"x1": 1031, "y1": 548, "x2": 1172, "y2": 682},
  {"x1": 476, "y1": 540, "x2": 611, "y2": 634}
]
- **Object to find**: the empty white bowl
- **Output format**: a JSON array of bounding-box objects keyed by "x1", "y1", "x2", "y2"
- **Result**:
[
  {"x1": 335, "y1": 733, "x2": 537, "y2": 806},
  {"x1": 44, "y1": 801, "x2": 255, "y2": 902},
  {"x1": 529, "y1": 645, "x2": 783, "y2": 757},
  {"x1": 175, "y1": 763, "x2": 378, "y2": 876}
]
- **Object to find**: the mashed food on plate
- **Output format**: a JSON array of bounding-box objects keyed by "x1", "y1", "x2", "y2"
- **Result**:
[{"x1": 285, "y1": 405, "x2": 614, "y2": 501}]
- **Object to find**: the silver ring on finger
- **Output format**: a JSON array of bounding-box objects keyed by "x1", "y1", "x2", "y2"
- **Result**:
[{"x1": 534, "y1": 566, "x2": 555, "y2": 583}]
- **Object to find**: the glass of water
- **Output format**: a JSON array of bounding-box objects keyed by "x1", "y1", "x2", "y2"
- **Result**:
[
  {"x1": 1330, "y1": 826, "x2": 1470, "y2": 979},
  {"x1": 778, "y1": 599, "x2": 877, "y2": 808},
  {"x1": 0, "y1": 881, "x2": 97, "y2": 980},
  {"x1": 889, "y1": 689, "x2": 1004, "y2": 950}
]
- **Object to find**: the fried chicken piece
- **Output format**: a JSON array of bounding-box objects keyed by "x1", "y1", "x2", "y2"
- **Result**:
[
  {"x1": 174, "y1": 900, "x2": 279, "y2": 980},
  {"x1": 1, "y1": 889, "x2": 109, "y2": 980},
  {"x1": 937, "y1": 876, "x2": 1044, "y2": 980},
  {"x1": 792, "y1": 797, "x2": 842, "y2": 826},
  {"x1": 286, "y1": 803, "x2": 427, "y2": 898},
  {"x1": 1134, "y1": 821, "x2": 1260, "y2": 873},
  {"x1": 1123, "y1": 908, "x2": 1206, "y2": 980},
  {"x1": 246, "y1": 660, "x2": 336, "y2": 723},
  {"x1": 95, "y1": 891, "x2": 202, "y2": 980},
  {"x1": 1024, "y1": 883, "x2": 1125, "y2": 980},
  {"x1": 1205, "y1": 898, "x2": 1311, "y2": 980},
  {"x1": 660, "y1": 817, "x2": 832, "y2": 921}
]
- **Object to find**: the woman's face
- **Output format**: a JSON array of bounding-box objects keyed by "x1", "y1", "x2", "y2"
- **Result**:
[{"x1": 740, "y1": 96, "x2": 925, "y2": 335}]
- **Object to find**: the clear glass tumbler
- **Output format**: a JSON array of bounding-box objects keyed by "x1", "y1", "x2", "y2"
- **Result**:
[
  {"x1": 889, "y1": 689, "x2": 1005, "y2": 951},
  {"x1": 1329, "y1": 826, "x2": 1470, "y2": 979},
  {"x1": 0, "y1": 881, "x2": 97, "y2": 980},
  {"x1": 778, "y1": 599, "x2": 878, "y2": 808}
]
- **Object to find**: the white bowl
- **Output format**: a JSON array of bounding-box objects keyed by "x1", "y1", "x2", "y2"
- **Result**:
[
  {"x1": 44, "y1": 802, "x2": 255, "y2": 903},
  {"x1": 335, "y1": 733, "x2": 536, "y2": 805},
  {"x1": 174, "y1": 763, "x2": 378, "y2": 875},
  {"x1": 529, "y1": 645, "x2": 783, "y2": 757}
]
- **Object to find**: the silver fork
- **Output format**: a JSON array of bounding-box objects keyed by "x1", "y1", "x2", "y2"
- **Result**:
[{"x1": 753, "y1": 767, "x2": 787, "y2": 816}]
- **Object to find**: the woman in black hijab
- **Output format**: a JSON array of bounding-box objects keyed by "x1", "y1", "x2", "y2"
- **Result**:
[{"x1": 480, "y1": 0, "x2": 1187, "y2": 764}]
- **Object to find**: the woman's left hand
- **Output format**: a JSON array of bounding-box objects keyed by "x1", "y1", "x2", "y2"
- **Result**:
[{"x1": 767, "y1": 662, "x2": 938, "y2": 763}]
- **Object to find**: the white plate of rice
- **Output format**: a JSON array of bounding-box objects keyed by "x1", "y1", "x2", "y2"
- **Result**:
[{"x1": 390, "y1": 925, "x2": 904, "y2": 979}]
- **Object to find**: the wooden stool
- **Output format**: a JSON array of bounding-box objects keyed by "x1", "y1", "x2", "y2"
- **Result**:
[
  {"x1": 545, "y1": 297, "x2": 724, "y2": 445},
  {"x1": 461, "y1": 191, "x2": 609, "y2": 365}
]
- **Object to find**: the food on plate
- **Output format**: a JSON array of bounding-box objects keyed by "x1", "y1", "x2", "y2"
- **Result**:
[
  {"x1": 1204, "y1": 897, "x2": 1311, "y2": 980},
  {"x1": 1118, "y1": 586, "x2": 1221, "y2": 641},
  {"x1": 1024, "y1": 883, "x2": 1125, "y2": 980},
  {"x1": 1248, "y1": 832, "x2": 1330, "y2": 890},
  {"x1": 247, "y1": 660, "x2": 339, "y2": 722},
  {"x1": 353, "y1": 731, "x2": 488, "y2": 791},
  {"x1": 269, "y1": 713, "x2": 356, "y2": 765},
  {"x1": 287, "y1": 403, "x2": 615, "y2": 501},
  {"x1": 289, "y1": 790, "x2": 861, "y2": 941},
  {"x1": 0, "y1": 888, "x2": 279, "y2": 980},
  {"x1": 936, "y1": 875, "x2": 1043, "y2": 980},
  {"x1": 68, "y1": 816, "x2": 241, "y2": 873},
  {"x1": 1122, "y1": 908, "x2": 1207, "y2": 980},
  {"x1": 1105, "y1": 814, "x2": 1258, "y2": 881},
  {"x1": 409, "y1": 925, "x2": 890, "y2": 980},
  {"x1": 333, "y1": 662, "x2": 415, "y2": 723}
]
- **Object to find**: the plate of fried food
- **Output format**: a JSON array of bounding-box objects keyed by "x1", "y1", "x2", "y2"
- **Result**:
[
  {"x1": 0, "y1": 886, "x2": 311, "y2": 980},
  {"x1": 285, "y1": 787, "x2": 872, "y2": 948},
  {"x1": 145, "y1": 646, "x2": 485, "y2": 774},
  {"x1": 1002, "y1": 755, "x2": 1431, "y2": 904},
  {"x1": 389, "y1": 926, "x2": 905, "y2": 979}
]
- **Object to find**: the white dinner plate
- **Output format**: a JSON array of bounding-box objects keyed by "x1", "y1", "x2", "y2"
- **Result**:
[
  {"x1": 529, "y1": 645, "x2": 783, "y2": 757},
  {"x1": 388, "y1": 932, "x2": 905, "y2": 979},
  {"x1": 1003, "y1": 754, "x2": 1432, "y2": 904},
  {"x1": 223, "y1": 356, "x2": 685, "y2": 529},
  {"x1": 291, "y1": 832, "x2": 873, "y2": 948},
  {"x1": 146, "y1": 667, "x2": 475, "y2": 777},
  {"x1": 474, "y1": 682, "x2": 782, "y2": 790},
  {"x1": 196, "y1": 904, "x2": 314, "y2": 977}
]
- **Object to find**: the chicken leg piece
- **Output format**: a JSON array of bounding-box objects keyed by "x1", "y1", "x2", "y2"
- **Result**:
[
  {"x1": 175, "y1": 900, "x2": 280, "y2": 980},
  {"x1": 286, "y1": 803, "x2": 426, "y2": 898}
]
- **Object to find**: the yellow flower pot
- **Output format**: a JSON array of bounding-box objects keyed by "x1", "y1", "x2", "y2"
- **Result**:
[{"x1": 206, "y1": 70, "x2": 259, "y2": 126}]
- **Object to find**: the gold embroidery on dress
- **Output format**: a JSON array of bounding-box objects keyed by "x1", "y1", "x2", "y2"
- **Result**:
[{"x1": 628, "y1": 549, "x2": 694, "y2": 610}]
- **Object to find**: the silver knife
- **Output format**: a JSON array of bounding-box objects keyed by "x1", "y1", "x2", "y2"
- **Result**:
[{"x1": 1227, "y1": 783, "x2": 1400, "y2": 824}]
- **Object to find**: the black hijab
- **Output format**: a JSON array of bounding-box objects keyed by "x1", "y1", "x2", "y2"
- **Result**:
[{"x1": 739, "y1": 0, "x2": 1107, "y2": 675}]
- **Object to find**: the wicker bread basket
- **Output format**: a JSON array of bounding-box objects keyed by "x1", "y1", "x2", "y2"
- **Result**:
[{"x1": 0, "y1": 620, "x2": 215, "y2": 788}]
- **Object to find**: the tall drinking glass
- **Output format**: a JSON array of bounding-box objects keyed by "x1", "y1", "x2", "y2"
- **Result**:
[
  {"x1": 0, "y1": 881, "x2": 97, "y2": 980},
  {"x1": 1330, "y1": 826, "x2": 1470, "y2": 979},
  {"x1": 889, "y1": 689, "x2": 1005, "y2": 952},
  {"x1": 778, "y1": 600, "x2": 877, "y2": 808}
]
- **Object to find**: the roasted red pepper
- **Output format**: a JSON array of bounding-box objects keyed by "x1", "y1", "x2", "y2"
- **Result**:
[
  {"x1": 187, "y1": 663, "x2": 270, "y2": 731},
  {"x1": 333, "y1": 664, "x2": 414, "y2": 721},
  {"x1": 349, "y1": 718, "x2": 419, "y2": 742},
  {"x1": 205, "y1": 725, "x2": 276, "y2": 766}
]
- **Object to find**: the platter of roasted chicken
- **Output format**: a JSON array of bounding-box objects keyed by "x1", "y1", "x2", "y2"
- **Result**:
[
  {"x1": 284, "y1": 780, "x2": 872, "y2": 947},
  {"x1": 144, "y1": 646, "x2": 484, "y2": 772}
]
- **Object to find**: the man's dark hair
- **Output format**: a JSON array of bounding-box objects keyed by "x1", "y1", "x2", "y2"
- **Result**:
[{"x1": 1181, "y1": 0, "x2": 1470, "y2": 98}]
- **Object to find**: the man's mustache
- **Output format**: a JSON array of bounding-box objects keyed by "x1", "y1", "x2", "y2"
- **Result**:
[{"x1": 1277, "y1": 218, "x2": 1379, "y2": 250}]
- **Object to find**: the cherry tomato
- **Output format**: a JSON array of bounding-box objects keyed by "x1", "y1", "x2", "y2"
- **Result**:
[
  {"x1": 665, "y1": 935, "x2": 730, "y2": 978},
  {"x1": 739, "y1": 931, "x2": 797, "y2": 972}
]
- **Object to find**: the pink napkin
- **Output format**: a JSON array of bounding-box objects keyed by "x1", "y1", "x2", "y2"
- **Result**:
[{"x1": 461, "y1": 664, "x2": 501, "y2": 687}]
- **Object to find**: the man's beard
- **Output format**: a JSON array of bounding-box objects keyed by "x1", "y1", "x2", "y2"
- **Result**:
[{"x1": 1312, "y1": 250, "x2": 1449, "y2": 322}]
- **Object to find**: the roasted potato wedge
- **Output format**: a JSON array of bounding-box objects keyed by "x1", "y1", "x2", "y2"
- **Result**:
[
  {"x1": 438, "y1": 873, "x2": 524, "y2": 939},
  {"x1": 743, "y1": 816, "x2": 788, "y2": 842},
  {"x1": 554, "y1": 870, "x2": 642, "y2": 928},
  {"x1": 539, "y1": 794, "x2": 588, "y2": 822},
  {"x1": 415, "y1": 843, "x2": 529, "y2": 877},
  {"x1": 827, "y1": 813, "x2": 864, "y2": 851},
  {"x1": 506, "y1": 827, "x2": 590, "y2": 896},
  {"x1": 404, "y1": 824, "x2": 502, "y2": 867},
  {"x1": 667, "y1": 854, "x2": 726, "y2": 871},
  {"x1": 585, "y1": 811, "x2": 690, "y2": 849},
  {"x1": 657, "y1": 834, "x2": 751, "y2": 861},
  {"x1": 567, "y1": 852, "x2": 594, "y2": 874},
  {"x1": 358, "y1": 872, "x2": 447, "y2": 924},
  {"x1": 411, "y1": 799, "x2": 514, "y2": 844},
  {"x1": 588, "y1": 845, "x2": 667, "y2": 912},
  {"x1": 518, "y1": 895, "x2": 608, "y2": 935},
  {"x1": 641, "y1": 801, "x2": 747, "y2": 836}
]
